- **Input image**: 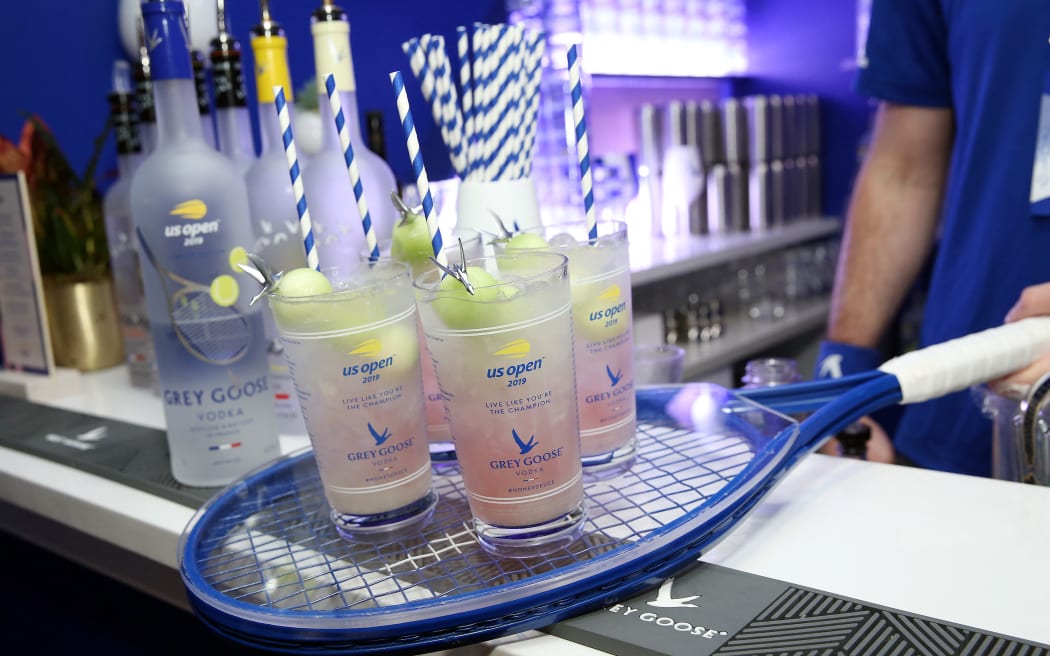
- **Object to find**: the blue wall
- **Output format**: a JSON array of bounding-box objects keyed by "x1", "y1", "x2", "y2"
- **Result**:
[
  {"x1": 742, "y1": 0, "x2": 873, "y2": 218},
  {"x1": 0, "y1": 0, "x2": 505, "y2": 191},
  {"x1": 0, "y1": 0, "x2": 866, "y2": 213}
]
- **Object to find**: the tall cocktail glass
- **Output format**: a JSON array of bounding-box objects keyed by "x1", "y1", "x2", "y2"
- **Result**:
[
  {"x1": 413, "y1": 251, "x2": 585, "y2": 556},
  {"x1": 494, "y1": 221, "x2": 636, "y2": 474},
  {"x1": 365, "y1": 227, "x2": 484, "y2": 452},
  {"x1": 268, "y1": 261, "x2": 436, "y2": 537}
]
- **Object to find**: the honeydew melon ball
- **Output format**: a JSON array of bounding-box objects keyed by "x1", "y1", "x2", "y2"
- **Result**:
[
  {"x1": 270, "y1": 268, "x2": 334, "y2": 329},
  {"x1": 277, "y1": 267, "x2": 334, "y2": 297},
  {"x1": 572, "y1": 281, "x2": 630, "y2": 342},
  {"x1": 433, "y1": 266, "x2": 513, "y2": 330},
  {"x1": 390, "y1": 212, "x2": 434, "y2": 270},
  {"x1": 504, "y1": 231, "x2": 550, "y2": 251},
  {"x1": 491, "y1": 283, "x2": 533, "y2": 326}
]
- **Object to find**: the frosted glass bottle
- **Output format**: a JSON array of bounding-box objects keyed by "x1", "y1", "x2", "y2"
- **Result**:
[
  {"x1": 103, "y1": 61, "x2": 157, "y2": 391},
  {"x1": 303, "y1": 1, "x2": 398, "y2": 269},
  {"x1": 191, "y1": 49, "x2": 217, "y2": 149},
  {"x1": 210, "y1": 3, "x2": 255, "y2": 176},
  {"x1": 134, "y1": 48, "x2": 158, "y2": 155},
  {"x1": 245, "y1": 3, "x2": 308, "y2": 436},
  {"x1": 130, "y1": 1, "x2": 280, "y2": 487}
]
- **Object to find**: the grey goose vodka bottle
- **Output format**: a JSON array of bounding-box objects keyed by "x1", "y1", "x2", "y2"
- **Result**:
[{"x1": 130, "y1": 0, "x2": 279, "y2": 487}]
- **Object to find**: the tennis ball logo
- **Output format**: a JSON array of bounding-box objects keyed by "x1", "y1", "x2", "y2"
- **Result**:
[
  {"x1": 342, "y1": 330, "x2": 418, "y2": 379},
  {"x1": 170, "y1": 199, "x2": 208, "y2": 220},
  {"x1": 493, "y1": 338, "x2": 531, "y2": 359},
  {"x1": 575, "y1": 283, "x2": 628, "y2": 341},
  {"x1": 486, "y1": 339, "x2": 543, "y2": 380},
  {"x1": 348, "y1": 338, "x2": 382, "y2": 358}
]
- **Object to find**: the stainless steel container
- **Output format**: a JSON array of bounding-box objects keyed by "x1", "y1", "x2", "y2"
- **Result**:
[
  {"x1": 745, "y1": 95, "x2": 770, "y2": 164},
  {"x1": 768, "y1": 94, "x2": 784, "y2": 162},
  {"x1": 691, "y1": 99, "x2": 723, "y2": 168},
  {"x1": 707, "y1": 162, "x2": 747, "y2": 234},
  {"x1": 638, "y1": 103, "x2": 664, "y2": 237},
  {"x1": 748, "y1": 161, "x2": 772, "y2": 231},
  {"x1": 722, "y1": 97, "x2": 748, "y2": 166}
]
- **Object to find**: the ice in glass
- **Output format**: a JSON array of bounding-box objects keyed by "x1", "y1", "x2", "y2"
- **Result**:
[
  {"x1": 268, "y1": 261, "x2": 436, "y2": 537},
  {"x1": 414, "y1": 251, "x2": 586, "y2": 556},
  {"x1": 493, "y1": 221, "x2": 637, "y2": 473}
]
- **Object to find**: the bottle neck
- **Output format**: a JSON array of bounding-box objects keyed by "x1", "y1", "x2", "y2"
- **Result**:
[
  {"x1": 319, "y1": 88, "x2": 364, "y2": 150},
  {"x1": 154, "y1": 79, "x2": 205, "y2": 144},
  {"x1": 257, "y1": 100, "x2": 283, "y2": 154},
  {"x1": 117, "y1": 152, "x2": 142, "y2": 178},
  {"x1": 311, "y1": 18, "x2": 362, "y2": 150},
  {"x1": 216, "y1": 106, "x2": 254, "y2": 159}
]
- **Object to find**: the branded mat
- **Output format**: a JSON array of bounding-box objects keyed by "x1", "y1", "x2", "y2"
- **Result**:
[
  {"x1": 0, "y1": 395, "x2": 217, "y2": 508},
  {"x1": 550, "y1": 561, "x2": 1049, "y2": 655}
]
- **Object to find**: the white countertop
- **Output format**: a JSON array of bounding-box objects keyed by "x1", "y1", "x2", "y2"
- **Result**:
[{"x1": 2, "y1": 366, "x2": 1049, "y2": 653}]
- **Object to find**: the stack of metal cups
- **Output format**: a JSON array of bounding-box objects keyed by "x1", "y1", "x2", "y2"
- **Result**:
[
  {"x1": 745, "y1": 94, "x2": 822, "y2": 232},
  {"x1": 637, "y1": 94, "x2": 821, "y2": 239}
]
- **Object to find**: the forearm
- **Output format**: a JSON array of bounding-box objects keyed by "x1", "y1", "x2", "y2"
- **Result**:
[{"x1": 827, "y1": 103, "x2": 953, "y2": 349}]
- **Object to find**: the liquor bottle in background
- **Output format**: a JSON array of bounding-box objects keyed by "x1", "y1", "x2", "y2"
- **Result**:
[
  {"x1": 134, "y1": 19, "x2": 158, "y2": 155},
  {"x1": 303, "y1": 0, "x2": 398, "y2": 265},
  {"x1": 365, "y1": 109, "x2": 386, "y2": 160},
  {"x1": 210, "y1": 0, "x2": 255, "y2": 175},
  {"x1": 130, "y1": 0, "x2": 280, "y2": 487},
  {"x1": 245, "y1": 0, "x2": 308, "y2": 436},
  {"x1": 103, "y1": 60, "x2": 157, "y2": 392},
  {"x1": 191, "y1": 49, "x2": 217, "y2": 149}
]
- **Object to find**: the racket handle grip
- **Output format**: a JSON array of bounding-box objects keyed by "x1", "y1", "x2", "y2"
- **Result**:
[{"x1": 879, "y1": 317, "x2": 1050, "y2": 403}]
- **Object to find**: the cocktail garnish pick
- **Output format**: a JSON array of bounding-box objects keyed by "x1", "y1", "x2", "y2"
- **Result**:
[
  {"x1": 238, "y1": 253, "x2": 281, "y2": 306},
  {"x1": 429, "y1": 238, "x2": 475, "y2": 295}
]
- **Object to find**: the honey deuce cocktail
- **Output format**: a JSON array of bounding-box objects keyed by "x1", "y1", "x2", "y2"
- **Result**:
[
  {"x1": 414, "y1": 251, "x2": 585, "y2": 555},
  {"x1": 268, "y1": 261, "x2": 435, "y2": 536},
  {"x1": 368, "y1": 197, "x2": 484, "y2": 449},
  {"x1": 494, "y1": 221, "x2": 636, "y2": 473}
]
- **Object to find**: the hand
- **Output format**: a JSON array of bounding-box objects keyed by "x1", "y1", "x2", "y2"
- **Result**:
[
  {"x1": 997, "y1": 283, "x2": 1050, "y2": 387},
  {"x1": 818, "y1": 416, "x2": 895, "y2": 463}
]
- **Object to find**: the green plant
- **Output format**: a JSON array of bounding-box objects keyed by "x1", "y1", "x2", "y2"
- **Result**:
[
  {"x1": 295, "y1": 75, "x2": 320, "y2": 112},
  {"x1": 0, "y1": 116, "x2": 111, "y2": 279}
]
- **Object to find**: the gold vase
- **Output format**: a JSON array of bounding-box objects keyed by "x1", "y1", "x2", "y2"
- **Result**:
[{"x1": 43, "y1": 275, "x2": 125, "y2": 372}]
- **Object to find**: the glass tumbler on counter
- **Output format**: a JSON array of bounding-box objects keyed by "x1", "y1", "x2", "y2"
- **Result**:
[
  {"x1": 493, "y1": 220, "x2": 637, "y2": 475},
  {"x1": 268, "y1": 261, "x2": 436, "y2": 538},
  {"x1": 634, "y1": 343, "x2": 686, "y2": 384},
  {"x1": 414, "y1": 251, "x2": 586, "y2": 557}
]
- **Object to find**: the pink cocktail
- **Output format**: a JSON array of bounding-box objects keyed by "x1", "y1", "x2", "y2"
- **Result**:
[
  {"x1": 414, "y1": 251, "x2": 585, "y2": 556},
  {"x1": 268, "y1": 261, "x2": 436, "y2": 537}
]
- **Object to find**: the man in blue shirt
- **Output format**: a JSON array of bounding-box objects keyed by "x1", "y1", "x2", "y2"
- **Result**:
[{"x1": 817, "y1": 0, "x2": 1050, "y2": 476}]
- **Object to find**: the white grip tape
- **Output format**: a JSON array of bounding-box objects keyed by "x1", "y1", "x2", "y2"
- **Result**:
[{"x1": 878, "y1": 317, "x2": 1050, "y2": 404}]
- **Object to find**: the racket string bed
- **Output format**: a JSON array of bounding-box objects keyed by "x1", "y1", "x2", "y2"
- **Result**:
[{"x1": 188, "y1": 416, "x2": 763, "y2": 616}]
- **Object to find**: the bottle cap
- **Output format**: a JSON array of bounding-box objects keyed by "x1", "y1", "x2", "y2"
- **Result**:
[{"x1": 141, "y1": 1, "x2": 193, "y2": 82}]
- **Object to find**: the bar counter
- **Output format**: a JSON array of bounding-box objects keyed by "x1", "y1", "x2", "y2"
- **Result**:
[{"x1": 1, "y1": 365, "x2": 1048, "y2": 653}]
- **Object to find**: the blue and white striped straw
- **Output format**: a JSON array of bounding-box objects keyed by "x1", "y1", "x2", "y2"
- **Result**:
[
  {"x1": 323, "y1": 73, "x2": 378, "y2": 262},
  {"x1": 567, "y1": 44, "x2": 597, "y2": 242},
  {"x1": 389, "y1": 70, "x2": 445, "y2": 267},
  {"x1": 457, "y1": 26, "x2": 476, "y2": 177},
  {"x1": 273, "y1": 86, "x2": 319, "y2": 270}
]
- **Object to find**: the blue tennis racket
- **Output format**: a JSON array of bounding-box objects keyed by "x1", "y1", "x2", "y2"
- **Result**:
[{"x1": 179, "y1": 318, "x2": 1050, "y2": 654}]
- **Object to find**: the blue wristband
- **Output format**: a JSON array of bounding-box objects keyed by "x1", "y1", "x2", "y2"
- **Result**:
[{"x1": 815, "y1": 340, "x2": 883, "y2": 379}]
